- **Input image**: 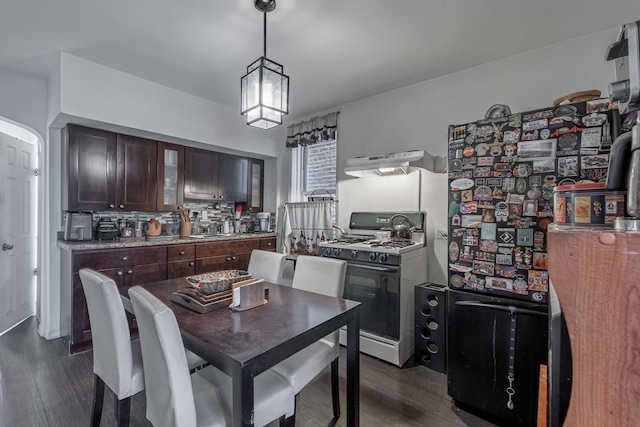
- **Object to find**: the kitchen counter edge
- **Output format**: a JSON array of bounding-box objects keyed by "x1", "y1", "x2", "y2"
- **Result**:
[{"x1": 57, "y1": 233, "x2": 277, "y2": 251}]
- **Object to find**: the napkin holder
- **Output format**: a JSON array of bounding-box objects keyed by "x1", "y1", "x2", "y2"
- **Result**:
[{"x1": 229, "y1": 279, "x2": 267, "y2": 311}]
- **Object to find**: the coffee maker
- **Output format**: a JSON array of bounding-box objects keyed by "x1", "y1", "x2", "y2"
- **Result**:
[
  {"x1": 256, "y1": 212, "x2": 271, "y2": 232},
  {"x1": 605, "y1": 21, "x2": 640, "y2": 224}
]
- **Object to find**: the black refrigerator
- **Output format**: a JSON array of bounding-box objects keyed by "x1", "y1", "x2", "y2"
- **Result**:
[{"x1": 445, "y1": 100, "x2": 618, "y2": 426}]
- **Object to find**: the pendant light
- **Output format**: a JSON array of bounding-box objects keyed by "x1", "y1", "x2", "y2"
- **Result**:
[{"x1": 241, "y1": 0, "x2": 289, "y2": 129}]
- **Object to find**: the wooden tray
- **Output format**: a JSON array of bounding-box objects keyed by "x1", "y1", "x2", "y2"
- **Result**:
[{"x1": 170, "y1": 287, "x2": 232, "y2": 313}]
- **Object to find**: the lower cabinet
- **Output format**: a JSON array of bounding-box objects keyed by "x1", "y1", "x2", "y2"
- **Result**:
[
  {"x1": 68, "y1": 246, "x2": 167, "y2": 353},
  {"x1": 195, "y1": 238, "x2": 261, "y2": 272},
  {"x1": 65, "y1": 236, "x2": 275, "y2": 353}
]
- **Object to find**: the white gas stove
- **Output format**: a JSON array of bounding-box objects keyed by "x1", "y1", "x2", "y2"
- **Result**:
[{"x1": 319, "y1": 211, "x2": 428, "y2": 367}]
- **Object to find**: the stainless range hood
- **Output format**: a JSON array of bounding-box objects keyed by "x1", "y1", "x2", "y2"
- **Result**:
[{"x1": 344, "y1": 150, "x2": 435, "y2": 177}]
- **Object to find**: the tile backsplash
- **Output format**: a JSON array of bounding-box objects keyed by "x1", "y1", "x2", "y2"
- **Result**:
[{"x1": 85, "y1": 201, "x2": 274, "y2": 236}]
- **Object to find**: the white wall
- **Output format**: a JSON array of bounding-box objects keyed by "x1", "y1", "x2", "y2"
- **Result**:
[
  {"x1": 57, "y1": 53, "x2": 282, "y2": 158},
  {"x1": 333, "y1": 27, "x2": 619, "y2": 285}
]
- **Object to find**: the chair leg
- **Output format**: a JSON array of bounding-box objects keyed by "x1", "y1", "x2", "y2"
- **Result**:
[
  {"x1": 331, "y1": 358, "x2": 340, "y2": 419},
  {"x1": 90, "y1": 374, "x2": 105, "y2": 427},
  {"x1": 116, "y1": 397, "x2": 131, "y2": 427}
]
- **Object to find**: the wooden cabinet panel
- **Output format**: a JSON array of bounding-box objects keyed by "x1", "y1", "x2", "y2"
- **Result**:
[
  {"x1": 74, "y1": 246, "x2": 167, "y2": 270},
  {"x1": 123, "y1": 263, "x2": 166, "y2": 287},
  {"x1": 219, "y1": 154, "x2": 248, "y2": 202},
  {"x1": 184, "y1": 147, "x2": 219, "y2": 200},
  {"x1": 116, "y1": 134, "x2": 158, "y2": 211},
  {"x1": 66, "y1": 125, "x2": 117, "y2": 211},
  {"x1": 196, "y1": 255, "x2": 230, "y2": 273},
  {"x1": 157, "y1": 142, "x2": 184, "y2": 211},
  {"x1": 168, "y1": 244, "x2": 195, "y2": 261},
  {"x1": 168, "y1": 260, "x2": 196, "y2": 279},
  {"x1": 260, "y1": 237, "x2": 276, "y2": 251},
  {"x1": 196, "y1": 241, "x2": 232, "y2": 258},
  {"x1": 232, "y1": 238, "x2": 261, "y2": 255}
]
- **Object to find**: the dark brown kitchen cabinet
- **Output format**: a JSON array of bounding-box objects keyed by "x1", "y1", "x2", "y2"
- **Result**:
[
  {"x1": 66, "y1": 125, "x2": 117, "y2": 211},
  {"x1": 157, "y1": 142, "x2": 184, "y2": 211},
  {"x1": 167, "y1": 244, "x2": 195, "y2": 279},
  {"x1": 65, "y1": 125, "x2": 158, "y2": 211},
  {"x1": 195, "y1": 238, "x2": 261, "y2": 272},
  {"x1": 248, "y1": 159, "x2": 264, "y2": 212},
  {"x1": 184, "y1": 147, "x2": 219, "y2": 200},
  {"x1": 260, "y1": 237, "x2": 276, "y2": 251},
  {"x1": 116, "y1": 134, "x2": 158, "y2": 211},
  {"x1": 184, "y1": 148, "x2": 250, "y2": 202},
  {"x1": 68, "y1": 245, "x2": 167, "y2": 353},
  {"x1": 219, "y1": 154, "x2": 248, "y2": 202}
]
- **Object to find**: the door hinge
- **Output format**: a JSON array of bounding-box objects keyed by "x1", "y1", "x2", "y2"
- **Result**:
[
  {"x1": 34, "y1": 168, "x2": 39, "y2": 176},
  {"x1": 33, "y1": 268, "x2": 38, "y2": 276}
]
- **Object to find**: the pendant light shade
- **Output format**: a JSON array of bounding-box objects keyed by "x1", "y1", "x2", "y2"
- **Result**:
[{"x1": 241, "y1": 0, "x2": 289, "y2": 129}]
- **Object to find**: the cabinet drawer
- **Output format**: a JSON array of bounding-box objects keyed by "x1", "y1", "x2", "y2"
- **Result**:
[
  {"x1": 168, "y1": 244, "x2": 195, "y2": 262},
  {"x1": 73, "y1": 246, "x2": 167, "y2": 271},
  {"x1": 196, "y1": 255, "x2": 231, "y2": 274},
  {"x1": 168, "y1": 260, "x2": 196, "y2": 279},
  {"x1": 232, "y1": 238, "x2": 261, "y2": 255},
  {"x1": 196, "y1": 241, "x2": 232, "y2": 258},
  {"x1": 260, "y1": 237, "x2": 276, "y2": 251}
]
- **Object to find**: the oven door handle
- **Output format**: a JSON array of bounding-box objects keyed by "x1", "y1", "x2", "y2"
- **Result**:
[{"x1": 347, "y1": 262, "x2": 400, "y2": 273}]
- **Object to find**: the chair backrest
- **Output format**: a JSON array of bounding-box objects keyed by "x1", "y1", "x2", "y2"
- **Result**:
[
  {"x1": 292, "y1": 255, "x2": 347, "y2": 298},
  {"x1": 79, "y1": 268, "x2": 135, "y2": 398},
  {"x1": 247, "y1": 249, "x2": 287, "y2": 284},
  {"x1": 128, "y1": 286, "x2": 197, "y2": 427}
]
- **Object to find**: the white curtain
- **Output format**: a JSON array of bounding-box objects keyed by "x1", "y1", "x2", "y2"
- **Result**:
[{"x1": 280, "y1": 201, "x2": 332, "y2": 255}]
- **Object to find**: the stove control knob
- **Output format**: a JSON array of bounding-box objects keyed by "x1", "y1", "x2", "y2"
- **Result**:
[
  {"x1": 369, "y1": 252, "x2": 378, "y2": 262},
  {"x1": 320, "y1": 248, "x2": 328, "y2": 256},
  {"x1": 332, "y1": 248, "x2": 342, "y2": 257},
  {"x1": 350, "y1": 250, "x2": 358, "y2": 258},
  {"x1": 379, "y1": 253, "x2": 389, "y2": 263}
]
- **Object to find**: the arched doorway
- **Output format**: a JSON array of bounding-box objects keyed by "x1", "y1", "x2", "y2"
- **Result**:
[{"x1": 0, "y1": 118, "x2": 39, "y2": 336}]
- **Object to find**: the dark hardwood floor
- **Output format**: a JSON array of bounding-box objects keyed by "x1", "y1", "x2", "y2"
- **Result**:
[{"x1": 0, "y1": 318, "x2": 496, "y2": 427}]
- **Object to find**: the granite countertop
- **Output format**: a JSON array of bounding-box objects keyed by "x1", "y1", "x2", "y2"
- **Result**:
[{"x1": 57, "y1": 232, "x2": 277, "y2": 251}]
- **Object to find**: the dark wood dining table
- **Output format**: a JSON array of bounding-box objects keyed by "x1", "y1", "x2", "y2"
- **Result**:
[{"x1": 120, "y1": 278, "x2": 361, "y2": 427}]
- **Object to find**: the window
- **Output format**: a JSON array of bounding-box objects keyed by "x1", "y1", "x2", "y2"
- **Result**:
[{"x1": 290, "y1": 137, "x2": 337, "y2": 221}]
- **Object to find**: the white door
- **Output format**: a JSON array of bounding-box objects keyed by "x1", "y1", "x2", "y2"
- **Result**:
[{"x1": 0, "y1": 131, "x2": 37, "y2": 335}]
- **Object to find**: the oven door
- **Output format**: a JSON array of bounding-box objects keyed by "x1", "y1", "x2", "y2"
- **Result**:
[{"x1": 343, "y1": 262, "x2": 401, "y2": 340}]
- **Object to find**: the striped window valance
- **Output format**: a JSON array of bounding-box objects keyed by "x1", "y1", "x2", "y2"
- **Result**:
[{"x1": 286, "y1": 112, "x2": 338, "y2": 148}]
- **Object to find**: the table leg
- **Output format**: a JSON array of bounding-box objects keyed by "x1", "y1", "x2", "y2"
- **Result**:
[
  {"x1": 232, "y1": 365, "x2": 255, "y2": 427},
  {"x1": 346, "y1": 310, "x2": 360, "y2": 426}
]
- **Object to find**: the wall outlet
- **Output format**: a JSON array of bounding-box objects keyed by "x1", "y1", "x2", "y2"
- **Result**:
[{"x1": 436, "y1": 229, "x2": 448, "y2": 241}]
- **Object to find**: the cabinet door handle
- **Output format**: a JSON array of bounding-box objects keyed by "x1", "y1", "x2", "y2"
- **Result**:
[
  {"x1": 267, "y1": 242, "x2": 272, "y2": 246},
  {"x1": 177, "y1": 206, "x2": 182, "y2": 210},
  {"x1": 226, "y1": 257, "x2": 232, "y2": 261},
  {"x1": 122, "y1": 256, "x2": 128, "y2": 261},
  {"x1": 109, "y1": 204, "x2": 115, "y2": 208},
  {"x1": 119, "y1": 204, "x2": 125, "y2": 209},
  {"x1": 232, "y1": 256, "x2": 236, "y2": 260},
  {"x1": 127, "y1": 270, "x2": 133, "y2": 275},
  {"x1": 189, "y1": 262, "x2": 194, "y2": 266},
  {"x1": 179, "y1": 251, "x2": 185, "y2": 255},
  {"x1": 117, "y1": 271, "x2": 123, "y2": 276}
]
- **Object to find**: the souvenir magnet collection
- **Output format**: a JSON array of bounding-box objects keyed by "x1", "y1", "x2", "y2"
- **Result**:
[{"x1": 447, "y1": 100, "x2": 619, "y2": 304}]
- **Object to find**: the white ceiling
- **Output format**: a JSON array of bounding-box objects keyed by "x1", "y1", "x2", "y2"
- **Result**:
[{"x1": 1, "y1": 0, "x2": 639, "y2": 122}]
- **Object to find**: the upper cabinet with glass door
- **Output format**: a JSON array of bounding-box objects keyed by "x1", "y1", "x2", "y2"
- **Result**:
[
  {"x1": 157, "y1": 142, "x2": 184, "y2": 211},
  {"x1": 248, "y1": 159, "x2": 264, "y2": 212}
]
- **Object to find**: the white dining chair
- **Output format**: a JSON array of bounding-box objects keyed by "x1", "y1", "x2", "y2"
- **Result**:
[
  {"x1": 128, "y1": 285, "x2": 295, "y2": 427},
  {"x1": 271, "y1": 255, "x2": 347, "y2": 423},
  {"x1": 79, "y1": 268, "x2": 145, "y2": 427},
  {"x1": 79, "y1": 268, "x2": 209, "y2": 426},
  {"x1": 247, "y1": 249, "x2": 287, "y2": 285}
]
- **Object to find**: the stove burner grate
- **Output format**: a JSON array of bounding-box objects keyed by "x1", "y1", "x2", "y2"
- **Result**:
[
  {"x1": 327, "y1": 234, "x2": 375, "y2": 245},
  {"x1": 370, "y1": 239, "x2": 416, "y2": 249}
]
